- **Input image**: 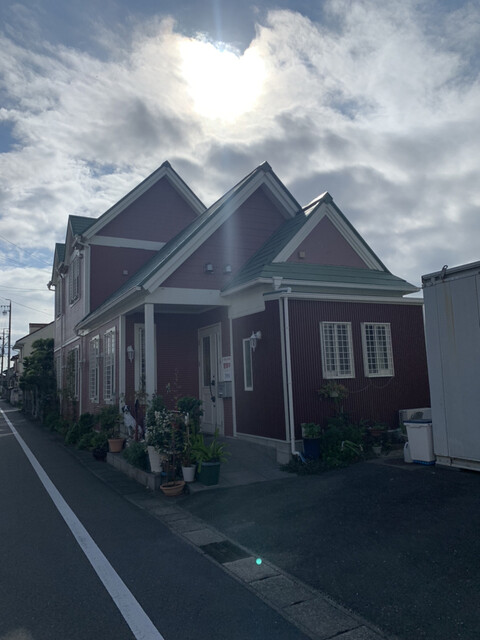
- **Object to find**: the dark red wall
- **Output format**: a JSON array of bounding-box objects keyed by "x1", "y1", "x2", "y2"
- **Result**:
[
  {"x1": 233, "y1": 302, "x2": 286, "y2": 439},
  {"x1": 163, "y1": 187, "x2": 287, "y2": 290},
  {"x1": 288, "y1": 299, "x2": 430, "y2": 434},
  {"x1": 99, "y1": 178, "x2": 198, "y2": 242},
  {"x1": 90, "y1": 246, "x2": 156, "y2": 311}
]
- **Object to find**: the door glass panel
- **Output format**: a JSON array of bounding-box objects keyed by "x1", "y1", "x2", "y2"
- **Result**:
[{"x1": 202, "y1": 336, "x2": 211, "y2": 386}]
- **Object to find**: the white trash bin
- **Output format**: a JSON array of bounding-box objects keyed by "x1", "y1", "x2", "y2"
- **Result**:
[{"x1": 404, "y1": 420, "x2": 435, "y2": 465}]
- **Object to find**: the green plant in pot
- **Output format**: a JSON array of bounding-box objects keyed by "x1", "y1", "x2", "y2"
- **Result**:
[
  {"x1": 152, "y1": 409, "x2": 185, "y2": 496},
  {"x1": 191, "y1": 429, "x2": 229, "y2": 486},
  {"x1": 98, "y1": 405, "x2": 124, "y2": 453},
  {"x1": 301, "y1": 422, "x2": 323, "y2": 460},
  {"x1": 180, "y1": 415, "x2": 196, "y2": 483}
]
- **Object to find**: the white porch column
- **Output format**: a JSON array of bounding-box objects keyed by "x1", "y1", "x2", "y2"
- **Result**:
[
  {"x1": 144, "y1": 303, "x2": 156, "y2": 400},
  {"x1": 118, "y1": 314, "x2": 126, "y2": 405}
]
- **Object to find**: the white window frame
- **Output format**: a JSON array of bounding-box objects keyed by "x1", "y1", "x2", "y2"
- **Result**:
[
  {"x1": 55, "y1": 278, "x2": 63, "y2": 317},
  {"x1": 89, "y1": 336, "x2": 100, "y2": 402},
  {"x1": 320, "y1": 322, "x2": 355, "y2": 379},
  {"x1": 243, "y1": 338, "x2": 253, "y2": 391},
  {"x1": 361, "y1": 323, "x2": 394, "y2": 377},
  {"x1": 103, "y1": 328, "x2": 116, "y2": 402},
  {"x1": 69, "y1": 256, "x2": 80, "y2": 304},
  {"x1": 67, "y1": 347, "x2": 80, "y2": 399}
]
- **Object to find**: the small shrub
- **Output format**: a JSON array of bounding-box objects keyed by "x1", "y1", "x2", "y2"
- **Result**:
[
  {"x1": 145, "y1": 395, "x2": 166, "y2": 429},
  {"x1": 65, "y1": 423, "x2": 82, "y2": 445},
  {"x1": 91, "y1": 431, "x2": 108, "y2": 451},
  {"x1": 123, "y1": 441, "x2": 149, "y2": 471},
  {"x1": 77, "y1": 432, "x2": 96, "y2": 450}
]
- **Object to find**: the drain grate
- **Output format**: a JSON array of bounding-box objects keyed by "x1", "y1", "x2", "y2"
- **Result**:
[{"x1": 200, "y1": 540, "x2": 250, "y2": 564}]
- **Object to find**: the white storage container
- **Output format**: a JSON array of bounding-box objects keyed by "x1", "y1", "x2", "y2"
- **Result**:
[{"x1": 405, "y1": 420, "x2": 435, "y2": 465}]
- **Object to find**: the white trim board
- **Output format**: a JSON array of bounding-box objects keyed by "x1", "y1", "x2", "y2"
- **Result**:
[{"x1": 89, "y1": 236, "x2": 166, "y2": 251}]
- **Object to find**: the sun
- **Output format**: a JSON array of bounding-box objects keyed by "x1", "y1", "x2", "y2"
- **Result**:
[{"x1": 180, "y1": 39, "x2": 265, "y2": 120}]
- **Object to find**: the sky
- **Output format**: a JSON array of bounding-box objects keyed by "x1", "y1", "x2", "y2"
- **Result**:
[{"x1": 0, "y1": 0, "x2": 479, "y2": 349}]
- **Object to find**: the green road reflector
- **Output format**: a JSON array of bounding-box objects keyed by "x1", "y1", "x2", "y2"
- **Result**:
[{"x1": 256, "y1": 558, "x2": 262, "y2": 565}]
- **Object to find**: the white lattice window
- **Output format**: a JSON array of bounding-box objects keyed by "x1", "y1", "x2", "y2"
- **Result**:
[
  {"x1": 55, "y1": 278, "x2": 63, "y2": 317},
  {"x1": 89, "y1": 336, "x2": 99, "y2": 402},
  {"x1": 66, "y1": 347, "x2": 80, "y2": 399},
  {"x1": 69, "y1": 256, "x2": 80, "y2": 303},
  {"x1": 103, "y1": 328, "x2": 116, "y2": 402},
  {"x1": 243, "y1": 338, "x2": 253, "y2": 391},
  {"x1": 361, "y1": 323, "x2": 394, "y2": 377},
  {"x1": 320, "y1": 322, "x2": 354, "y2": 379}
]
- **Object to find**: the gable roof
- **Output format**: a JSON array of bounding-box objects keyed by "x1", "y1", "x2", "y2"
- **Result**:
[
  {"x1": 76, "y1": 162, "x2": 303, "y2": 329},
  {"x1": 222, "y1": 191, "x2": 409, "y2": 294},
  {"x1": 83, "y1": 161, "x2": 206, "y2": 239},
  {"x1": 69, "y1": 215, "x2": 95, "y2": 236}
]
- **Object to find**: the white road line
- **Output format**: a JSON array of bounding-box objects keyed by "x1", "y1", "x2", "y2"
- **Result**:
[{"x1": 1, "y1": 409, "x2": 165, "y2": 640}]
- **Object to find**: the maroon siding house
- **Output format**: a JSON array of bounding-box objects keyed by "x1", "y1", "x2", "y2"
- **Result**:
[{"x1": 50, "y1": 161, "x2": 429, "y2": 461}]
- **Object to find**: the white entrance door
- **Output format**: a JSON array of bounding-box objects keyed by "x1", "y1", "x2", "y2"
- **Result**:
[{"x1": 198, "y1": 324, "x2": 222, "y2": 434}]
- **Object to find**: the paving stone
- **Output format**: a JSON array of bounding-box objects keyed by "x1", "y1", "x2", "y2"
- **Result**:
[
  {"x1": 167, "y1": 518, "x2": 205, "y2": 533},
  {"x1": 183, "y1": 528, "x2": 226, "y2": 545},
  {"x1": 200, "y1": 540, "x2": 250, "y2": 563},
  {"x1": 223, "y1": 557, "x2": 279, "y2": 582},
  {"x1": 250, "y1": 574, "x2": 314, "y2": 608},
  {"x1": 334, "y1": 626, "x2": 386, "y2": 639},
  {"x1": 286, "y1": 598, "x2": 357, "y2": 639},
  {"x1": 148, "y1": 505, "x2": 183, "y2": 517}
]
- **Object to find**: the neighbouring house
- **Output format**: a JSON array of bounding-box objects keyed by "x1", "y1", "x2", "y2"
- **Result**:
[
  {"x1": 50, "y1": 161, "x2": 429, "y2": 461},
  {"x1": 12, "y1": 322, "x2": 54, "y2": 408},
  {"x1": 422, "y1": 262, "x2": 480, "y2": 471}
]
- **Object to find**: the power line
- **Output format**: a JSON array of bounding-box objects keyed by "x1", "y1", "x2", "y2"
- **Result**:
[
  {"x1": 0, "y1": 234, "x2": 52, "y2": 267},
  {"x1": 0, "y1": 296, "x2": 52, "y2": 318}
]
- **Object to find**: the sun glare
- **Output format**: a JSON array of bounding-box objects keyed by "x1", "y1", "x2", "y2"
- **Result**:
[{"x1": 180, "y1": 39, "x2": 265, "y2": 120}]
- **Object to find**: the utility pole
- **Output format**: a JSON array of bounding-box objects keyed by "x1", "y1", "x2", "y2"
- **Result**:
[
  {"x1": 1, "y1": 301, "x2": 11, "y2": 390},
  {"x1": 1, "y1": 328, "x2": 4, "y2": 380}
]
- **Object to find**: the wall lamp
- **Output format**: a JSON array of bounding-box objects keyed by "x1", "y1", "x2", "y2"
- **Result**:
[
  {"x1": 204, "y1": 263, "x2": 214, "y2": 274},
  {"x1": 249, "y1": 331, "x2": 262, "y2": 352},
  {"x1": 127, "y1": 345, "x2": 135, "y2": 362}
]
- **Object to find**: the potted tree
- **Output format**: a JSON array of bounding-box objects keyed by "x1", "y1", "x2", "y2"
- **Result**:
[
  {"x1": 98, "y1": 405, "x2": 124, "y2": 453},
  {"x1": 154, "y1": 409, "x2": 185, "y2": 496},
  {"x1": 191, "y1": 429, "x2": 228, "y2": 486},
  {"x1": 301, "y1": 422, "x2": 323, "y2": 460},
  {"x1": 181, "y1": 415, "x2": 196, "y2": 483}
]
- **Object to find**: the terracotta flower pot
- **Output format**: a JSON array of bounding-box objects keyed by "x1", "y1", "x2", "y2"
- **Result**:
[
  {"x1": 160, "y1": 481, "x2": 186, "y2": 497},
  {"x1": 108, "y1": 438, "x2": 124, "y2": 453}
]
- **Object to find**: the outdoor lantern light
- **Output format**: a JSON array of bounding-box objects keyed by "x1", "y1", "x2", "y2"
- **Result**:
[
  {"x1": 127, "y1": 345, "x2": 135, "y2": 362},
  {"x1": 249, "y1": 331, "x2": 262, "y2": 352}
]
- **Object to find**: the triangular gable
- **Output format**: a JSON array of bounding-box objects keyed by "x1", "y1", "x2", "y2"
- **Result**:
[
  {"x1": 273, "y1": 193, "x2": 386, "y2": 271},
  {"x1": 50, "y1": 242, "x2": 66, "y2": 283},
  {"x1": 141, "y1": 162, "x2": 302, "y2": 292},
  {"x1": 83, "y1": 161, "x2": 206, "y2": 240}
]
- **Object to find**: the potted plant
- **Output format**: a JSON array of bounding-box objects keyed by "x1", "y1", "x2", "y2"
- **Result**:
[
  {"x1": 191, "y1": 429, "x2": 228, "y2": 486},
  {"x1": 98, "y1": 405, "x2": 124, "y2": 453},
  {"x1": 154, "y1": 409, "x2": 185, "y2": 496},
  {"x1": 301, "y1": 422, "x2": 323, "y2": 460},
  {"x1": 181, "y1": 415, "x2": 196, "y2": 483},
  {"x1": 145, "y1": 398, "x2": 168, "y2": 473}
]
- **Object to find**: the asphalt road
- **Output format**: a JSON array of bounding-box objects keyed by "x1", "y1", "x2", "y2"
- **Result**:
[
  {"x1": 179, "y1": 454, "x2": 480, "y2": 639},
  {"x1": 0, "y1": 404, "x2": 311, "y2": 640}
]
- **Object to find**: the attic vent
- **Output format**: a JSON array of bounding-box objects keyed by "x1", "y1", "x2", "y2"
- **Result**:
[{"x1": 298, "y1": 250, "x2": 306, "y2": 259}]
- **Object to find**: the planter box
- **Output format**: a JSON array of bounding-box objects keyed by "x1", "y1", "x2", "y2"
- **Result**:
[
  {"x1": 107, "y1": 452, "x2": 163, "y2": 491},
  {"x1": 197, "y1": 461, "x2": 220, "y2": 486},
  {"x1": 303, "y1": 438, "x2": 321, "y2": 460}
]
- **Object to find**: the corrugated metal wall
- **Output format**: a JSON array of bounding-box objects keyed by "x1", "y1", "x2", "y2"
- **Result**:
[{"x1": 288, "y1": 299, "x2": 430, "y2": 434}]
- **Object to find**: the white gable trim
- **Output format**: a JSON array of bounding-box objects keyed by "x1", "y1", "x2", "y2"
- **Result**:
[
  {"x1": 84, "y1": 165, "x2": 205, "y2": 239},
  {"x1": 143, "y1": 170, "x2": 299, "y2": 293},
  {"x1": 89, "y1": 236, "x2": 165, "y2": 251},
  {"x1": 272, "y1": 201, "x2": 383, "y2": 270}
]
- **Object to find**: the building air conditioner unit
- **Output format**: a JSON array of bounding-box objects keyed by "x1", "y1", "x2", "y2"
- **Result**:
[{"x1": 399, "y1": 407, "x2": 431, "y2": 427}]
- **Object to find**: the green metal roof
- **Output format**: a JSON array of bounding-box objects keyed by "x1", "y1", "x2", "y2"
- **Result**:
[
  {"x1": 69, "y1": 215, "x2": 96, "y2": 236},
  {"x1": 55, "y1": 243, "x2": 65, "y2": 263},
  {"x1": 228, "y1": 262, "x2": 418, "y2": 294}
]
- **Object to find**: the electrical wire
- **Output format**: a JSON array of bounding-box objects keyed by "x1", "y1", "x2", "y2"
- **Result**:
[{"x1": 0, "y1": 234, "x2": 52, "y2": 267}]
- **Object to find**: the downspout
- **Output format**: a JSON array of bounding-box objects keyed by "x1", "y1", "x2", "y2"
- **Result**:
[{"x1": 279, "y1": 288, "x2": 301, "y2": 458}]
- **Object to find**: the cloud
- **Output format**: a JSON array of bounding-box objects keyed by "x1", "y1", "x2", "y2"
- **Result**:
[{"x1": 0, "y1": 0, "x2": 479, "y2": 336}]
